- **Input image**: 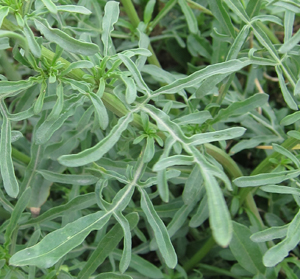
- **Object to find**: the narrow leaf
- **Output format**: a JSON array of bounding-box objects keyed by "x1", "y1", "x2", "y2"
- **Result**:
[
  {"x1": 229, "y1": 221, "x2": 265, "y2": 274},
  {"x1": 139, "y1": 188, "x2": 177, "y2": 268},
  {"x1": 120, "y1": 75, "x2": 137, "y2": 104},
  {"x1": 77, "y1": 213, "x2": 139, "y2": 279},
  {"x1": 24, "y1": 21, "x2": 41, "y2": 58},
  {"x1": 90, "y1": 92, "x2": 109, "y2": 130},
  {"x1": 58, "y1": 113, "x2": 133, "y2": 167},
  {"x1": 37, "y1": 170, "x2": 98, "y2": 185},
  {"x1": 57, "y1": 5, "x2": 92, "y2": 15},
  {"x1": 10, "y1": 211, "x2": 111, "y2": 268},
  {"x1": 41, "y1": 0, "x2": 57, "y2": 14},
  {"x1": 102, "y1": 1, "x2": 119, "y2": 56},
  {"x1": 234, "y1": 169, "x2": 300, "y2": 187},
  {"x1": 251, "y1": 225, "x2": 288, "y2": 242},
  {"x1": 153, "y1": 155, "x2": 194, "y2": 171},
  {"x1": 154, "y1": 59, "x2": 250, "y2": 95},
  {"x1": 0, "y1": 6, "x2": 10, "y2": 28},
  {"x1": 0, "y1": 105, "x2": 19, "y2": 198},
  {"x1": 178, "y1": 0, "x2": 198, "y2": 34},
  {"x1": 34, "y1": 19, "x2": 99, "y2": 56},
  {"x1": 4, "y1": 188, "x2": 31, "y2": 248}
]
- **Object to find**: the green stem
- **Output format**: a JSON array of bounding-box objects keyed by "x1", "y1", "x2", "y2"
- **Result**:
[
  {"x1": 149, "y1": 0, "x2": 178, "y2": 31},
  {"x1": 182, "y1": 236, "x2": 215, "y2": 272},
  {"x1": 12, "y1": 148, "x2": 30, "y2": 164},
  {"x1": 187, "y1": 0, "x2": 213, "y2": 16}
]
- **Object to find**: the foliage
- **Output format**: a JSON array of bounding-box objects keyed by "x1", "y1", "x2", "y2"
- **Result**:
[{"x1": 0, "y1": 0, "x2": 300, "y2": 278}]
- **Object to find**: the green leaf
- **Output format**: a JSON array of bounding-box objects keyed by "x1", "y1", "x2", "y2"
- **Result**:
[
  {"x1": 0, "y1": 79, "x2": 35, "y2": 98},
  {"x1": 272, "y1": 144, "x2": 300, "y2": 168},
  {"x1": 23, "y1": 21, "x2": 41, "y2": 58},
  {"x1": 41, "y1": 0, "x2": 57, "y2": 14},
  {"x1": 36, "y1": 94, "x2": 83, "y2": 144},
  {"x1": 9, "y1": 211, "x2": 111, "y2": 268},
  {"x1": 0, "y1": 104, "x2": 19, "y2": 198},
  {"x1": 58, "y1": 113, "x2": 133, "y2": 167},
  {"x1": 90, "y1": 92, "x2": 109, "y2": 130},
  {"x1": 139, "y1": 188, "x2": 177, "y2": 268},
  {"x1": 284, "y1": 10, "x2": 295, "y2": 42},
  {"x1": 153, "y1": 155, "x2": 194, "y2": 171},
  {"x1": 102, "y1": 1, "x2": 119, "y2": 56},
  {"x1": 174, "y1": 111, "x2": 212, "y2": 126},
  {"x1": 279, "y1": 26, "x2": 300, "y2": 54},
  {"x1": 263, "y1": 209, "x2": 300, "y2": 267},
  {"x1": 60, "y1": 60, "x2": 94, "y2": 76},
  {"x1": 182, "y1": 165, "x2": 204, "y2": 205},
  {"x1": 77, "y1": 213, "x2": 139, "y2": 279},
  {"x1": 34, "y1": 19, "x2": 99, "y2": 56},
  {"x1": 275, "y1": 66, "x2": 298, "y2": 110},
  {"x1": 209, "y1": 0, "x2": 235, "y2": 38},
  {"x1": 154, "y1": 59, "x2": 251, "y2": 95},
  {"x1": 223, "y1": 0, "x2": 250, "y2": 24},
  {"x1": 260, "y1": 185, "x2": 300, "y2": 196},
  {"x1": 234, "y1": 169, "x2": 300, "y2": 187},
  {"x1": 178, "y1": 0, "x2": 198, "y2": 34},
  {"x1": 37, "y1": 170, "x2": 98, "y2": 185},
  {"x1": 144, "y1": 0, "x2": 156, "y2": 24},
  {"x1": 21, "y1": 193, "x2": 96, "y2": 227},
  {"x1": 229, "y1": 221, "x2": 265, "y2": 274},
  {"x1": 120, "y1": 75, "x2": 137, "y2": 104},
  {"x1": 34, "y1": 81, "x2": 47, "y2": 115},
  {"x1": 188, "y1": 127, "x2": 246, "y2": 146},
  {"x1": 280, "y1": 111, "x2": 300, "y2": 126},
  {"x1": 57, "y1": 5, "x2": 92, "y2": 15},
  {"x1": 189, "y1": 195, "x2": 209, "y2": 228},
  {"x1": 4, "y1": 188, "x2": 31, "y2": 248},
  {"x1": 212, "y1": 93, "x2": 269, "y2": 124},
  {"x1": 114, "y1": 212, "x2": 132, "y2": 273},
  {"x1": 95, "y1": 273, "x2": 132, "y2": 279},
  {"x1": 251, "y1": 225, "x2": 288, "y2": 242},
  {"x1": 246, "y1": 0, "x2": 262, "y2": 18},
  {"x1": 113, "y1": 249, "x2": 164, "y2": 279},
  {"x1": 118, "y1": 53, "x2": 151, "y2": 94},
  {"x1": 0, "y1": 6, "x2": 10, "y2": 28},
  {"x1": 47, "y1": 82, "x2": 64, "y2": 121}
]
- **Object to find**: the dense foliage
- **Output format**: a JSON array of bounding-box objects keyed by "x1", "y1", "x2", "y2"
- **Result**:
[{"x1": 1, "y1": 0, "x2": 300, "y2": 278}]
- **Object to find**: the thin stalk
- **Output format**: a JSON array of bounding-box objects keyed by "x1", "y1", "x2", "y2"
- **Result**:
[
  {"x1": 149, "y1": 0, "x2": 178, "y2": 31},
  {"x1": 187, "y1": 0, "x2": 213, "y2": 16},
  {"x1": 12, "y1": 148, "x2": 30, "y2": 164},
  {"x1": 182, "y1": 236, "x2": 215, "y2": 272}
]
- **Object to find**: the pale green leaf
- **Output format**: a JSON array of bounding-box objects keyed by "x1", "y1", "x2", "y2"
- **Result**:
[
  {"x1": 24, "y1": 21, "x2": 41, "y2": 58},
  {"x1": 90, "y1": 92, "x2": 109, "y2": 130},
  {"x1": 0, "y1": 6, "x2": 10, "y2": 28},
  {"x1": 139, "y1": 188, "x2": 177, "y2": 268},
  {"x1": 58, "y1": 113, "x2": 133, "y2": 167},
  {"x1": 57, "y1": 5, "x2": 92, "y2": 15},
  {"x1": 229, "y1": 221, "x2": 265, "y2": 274},
  {"x1": 37, "y1": 170, "x2": 98, "y2": 185},
  {"x1": 41, "y1": 0, "x2": 57, "y2": 13},
  {"x1": 178, "y1": 0, "x2": 198, "y2": 34},
  {"x1": 144, "y1": 0, "x2": 156, "y2": 24},
  {"x1": 251, "y1": 225, "x2": 288, "y2": 242},
  {"x1": 77, "y1": 213, "x2": 139, "y2": 279},
  {"x1": 0, "y1": 105, "x2": 19, "y2": 198},
  {"x1": 102, "y1": 1, "x2": 119, "y2": 56},
  {"x1": 34, "y1": 19, "x2": 99, "y2": 56},
  {"x1": 234, "y1": 169, "x2": 300, "y2": 187},
  {"x1": 9, "y1": 211, "x2": 111, "y2": 268}
]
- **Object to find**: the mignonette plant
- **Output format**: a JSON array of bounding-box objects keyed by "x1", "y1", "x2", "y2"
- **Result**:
[{"x1": 1, "y1": 0, "x2": 300, "y2": 278}]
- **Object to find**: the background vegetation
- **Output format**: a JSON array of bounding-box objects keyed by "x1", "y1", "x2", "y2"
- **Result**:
[{"x1": 1, "y1": 0, "x2": 300, "y2": 278}]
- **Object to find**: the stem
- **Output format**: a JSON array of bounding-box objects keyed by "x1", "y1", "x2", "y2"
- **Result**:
[
  {"x1": 187, "y1": 0, "x2": 213, "y2": 16},
  {"x1": 12, "y1": 148, "x2": 30, "y2": 164},
  {"x1": 182, "y1": 236, "x2": 215, "y2": 272}
]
